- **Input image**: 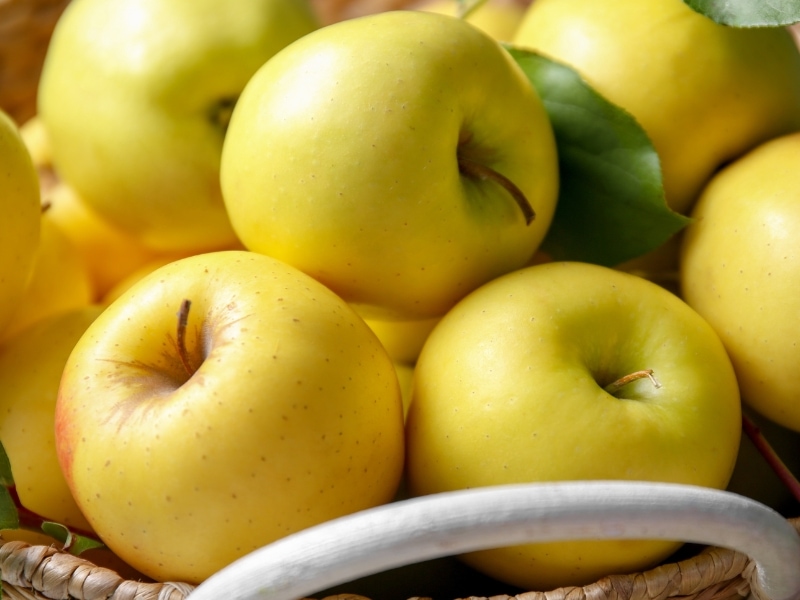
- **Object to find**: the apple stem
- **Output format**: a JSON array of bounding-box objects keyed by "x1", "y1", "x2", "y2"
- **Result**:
[
  {"x1": 458, "y1": 156, "x2": 535, "y2": 225},
  {"x1": 604, "y1": 369, "x2": 661, "y2": 395},
  {"x1": 176, "y1": 299, "x2": 195, "y2": 377},
  {"x1": 741, "y1": 412, "x2": 800, "y2": 504}
]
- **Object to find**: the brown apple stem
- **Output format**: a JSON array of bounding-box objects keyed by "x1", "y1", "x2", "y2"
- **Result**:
[
  {"x1": 176, "y1": 299, "x2": 195, "y2": 377},
  {"x1": 604, "y1": 369, "x2": 661, "y2": 395},
  {"x1": 742, "y1": 412, "x2": 800, "y2": 504},
  {"x1": 458, "y1": 156, "x2": 535, "y2": 225}
]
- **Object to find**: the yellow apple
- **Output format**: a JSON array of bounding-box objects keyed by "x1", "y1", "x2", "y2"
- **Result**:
[
  {"x1": 512, "y1": 0, "x2": 800, "y2": 216},
  {"x1": 363, "y1": 315, "x2": 440, "y2": 366},
  {"x1": 680, "y1": 131, "x2": 800, "y2": 433},
  {"x1": 413, "y1": 0, "x2": 527, "y2": 41},
  {"x1": 42, "y1": 181, "x2": 161, "y2": 300},
  {"x1": 1, "y1": 215, "x2": 94, "y2": 341},
  {"x1": 394, "y1": 361, "x2": 415, "y2": 419},
  {"x1": 0, "y1": 305, "x2": 103, "y2": 532},
  {"x1": 406, "y1": 261, "x2": 741, "y2": 590},
  {"x1": 221, "y1": 9, "x2": 559, "y2": 320},
  {"x1": 18, "y1": 115, "x2": 161, "y2": 300},
  {"x1": 0, "y1": 109, "x2": 41, "y2": 336},
  {"x1": 55, "y1": 250, "x2": 405, "y2": 583},
  {"x1": 100, "y1": 254, "x2": 185, "y2": 305},
  {"x1": 18, "y1": 115, "x2": 51, "y2": 167},
  {"x1": 38, "y1": 0, "x2": 319, "y2": 254}
]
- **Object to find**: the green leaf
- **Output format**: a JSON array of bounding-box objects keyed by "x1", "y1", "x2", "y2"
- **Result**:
[
  {"x1": 505, "y1": 46, "x2": 690, "y2": 267},
  {"x1": 0, "y1": 487, "x2": 19, "y2": 531},
  {"x1": 0, "y1": 440, "x2": 15, "y2": 488},
  {"x1": 0, "y1": 441, "x2": 19, "y2": 531},
  {"x1": 41, "y1": 522, "x2": 105, "y2": 555},
  {"x1": 683, "y1": 0, "x2": 800, "y2": 27}
]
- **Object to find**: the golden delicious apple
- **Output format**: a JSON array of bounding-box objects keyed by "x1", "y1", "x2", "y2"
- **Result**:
[
  {"x1": 55, "y1": 250, "x2": 405, "y2": 583},
  {"x1": 680, "y1": 131, "x2": 800, "y2": 433},
  {"x1": 0, "y1": 109, "x2": 40, "y2": 336},
  {"x1": 19, "y1": 115, "x2": 162, "y2": 300},
  {"x1": 363, "y1": 315, "x2": 440, "y2": 366},
  {"x1": 406, "y1": 261, "x2": 741, "y2": 590},
  {"x1": 38, "y1": 0, "x2": 319, "y2": 254},
  {"x1": 42, "y1": 182, "x2": 161, "y2": 300},
  {"x1": 413, "y1": 0, "x2": 527, "y2": 41},
  {"x1": 512, "y1": 0, "x2": 800, "y2": 216},
  {"x1": 1, "y1": 216, "x2": 94, "y2": 341},
  {"x1": 0, "y1": 305, "x2": 103, "y2": 533},
  {"x1": 221, "y1": 10, "x2": 559, "y2": 320}
]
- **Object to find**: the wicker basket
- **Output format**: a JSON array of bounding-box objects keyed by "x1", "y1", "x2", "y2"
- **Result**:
[{"x1": 1, "y1": 1, "x2": 799, "y2": 600}]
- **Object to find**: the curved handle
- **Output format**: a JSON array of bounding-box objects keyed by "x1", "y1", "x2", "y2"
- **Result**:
[{"x1": 187, "y1": 481, "x2": 800, "y2": 600}]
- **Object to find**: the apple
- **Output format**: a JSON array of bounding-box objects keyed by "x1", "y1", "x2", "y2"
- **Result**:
[
  {"x1": 100, "y1": 254, "x2": 185, "y2": 306},
  {"x1": 413, "y1": 0, "x2": 527, "y2": 41},
  {"x1": 55, "y1": 250, "x2": 405, "y2": 583},
  {"x1": 38, "y1": 0, "x2": 319, "y2": 254},
  {"x1": 0, "y1": 305, "x2": 103, "y2": 532},
  {"x1": 221, "y1": 9, "x2": 559, "y2": 320},
  {"x1": 42, "y1": 181, "x2": 163, "y2": 301},
  {"x1": 0, "y1": 109, "x2": 41, "y2": 336},
  {"x1": 680, "y1": 132, "x2": 800, "y2": 434},
  {"x1": 362, "y1": 314, "x2": 440, "y2": 366},
  {"x1": 405, "y1": 261, "x2": 741, "y2": 590},
  {"x1": 1, "y1": 215, "x2": 94, "y2": 341},
  {"x1": 393, "y1": 361, "x2": 415, "y2": 419},
  {"x1": 512, "y1": 0, "x2": 800, "y2": 216},
  {"x1": 19, "y1": 115, "x2": 163, "y2": 300}
]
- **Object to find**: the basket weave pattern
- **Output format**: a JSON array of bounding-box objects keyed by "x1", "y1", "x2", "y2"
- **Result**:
[
  {"x1": 3, "y1": 522, "x2": 800, "y2": 600},
  {"x1": 1, "y1": 1, "x2": 799, "y2": 600}
]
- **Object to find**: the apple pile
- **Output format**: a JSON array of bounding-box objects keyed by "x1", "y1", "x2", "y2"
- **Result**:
[{"x1": 1, "y1": 0, "x2": 799, "y2": 594}]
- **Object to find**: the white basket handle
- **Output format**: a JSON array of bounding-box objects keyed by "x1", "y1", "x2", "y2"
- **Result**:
[{"x1": 187, "y1": 481, "x2": 800, "y2": 600}]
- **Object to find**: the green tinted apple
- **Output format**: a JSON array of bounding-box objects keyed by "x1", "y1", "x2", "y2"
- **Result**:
[
  {"x1": 0, "y1": 109, "x2": 40, "y2": 336},
  {"x1": 681, "y1": 132, "x2": 800, "y2": 433},
  {"x1": 221, "y1": 10, "x2": 559, "y2": 320},
  {"x1": 513, "y1": 0, "x2": 800, "y2": 216},
  {"x1": 406, "y1": 261, "x2": 741, "y2": 590},
  {"x1": 38, "y1": 0, "x2": 319, "y2": 254}
]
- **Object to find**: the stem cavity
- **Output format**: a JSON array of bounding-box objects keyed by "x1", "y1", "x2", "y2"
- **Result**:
[{"x1": 458, "y1": 156, "x2": 535, "y2": 225}]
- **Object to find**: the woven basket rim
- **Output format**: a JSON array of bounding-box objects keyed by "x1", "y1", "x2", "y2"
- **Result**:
[{"x1": 1, "y1": 517, "x2": 798, "y2": 600}]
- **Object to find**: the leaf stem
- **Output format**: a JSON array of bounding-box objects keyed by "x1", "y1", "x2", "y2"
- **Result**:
[
  {"x1": 6, "y1": 484, "x2": 98, "y2": 541},
  {"x1": 741, "y1": 412, "x2": 800, "y2": 504}
]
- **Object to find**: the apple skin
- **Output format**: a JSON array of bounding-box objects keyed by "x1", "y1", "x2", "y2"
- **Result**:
[
  {"x1": 221, "y1": 10, "x2": 559, "y2": 320},
  {"x1": 363, "y1": 314, "x2": 440, "y2": 366},
  {"x1": 512, "y1": 0, "x2": 800, "y2": 216},
  {"x1": 413, "y1": 0, "x2": 527, "y2": 41},
  {"x1": 680, "y1": 132, "x2": 800, "y2": 433},
  {"x1": 20, "y1": 116, "x2": 163, "y2": 300},
  {"x1": 0, "y1": 305, "x2": 103, "y2": 532},
  {"x1": 405, "y1": 261, "x2": 741, "y2": 590},
  {"x1": 0, "y1": 109, "x2": 40, "y2": 336},
  {"x1": 1, "y1": 216, "x2": 94, "y2": 341},
  {"x1": 38, "y1": 0, "x2": 319, "y2": 254},
  {"x1": 55, "y1": 250, "x2": 405, "y2": 584}
]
